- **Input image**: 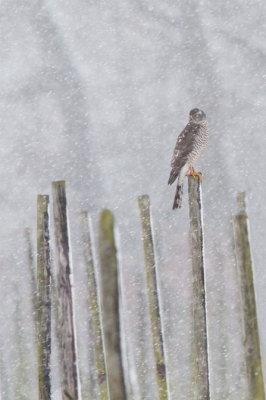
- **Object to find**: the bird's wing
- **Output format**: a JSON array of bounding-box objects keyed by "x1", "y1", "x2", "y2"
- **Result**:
[{"x1": 168, "y1": 123, "x2": 199, "y2": 185}]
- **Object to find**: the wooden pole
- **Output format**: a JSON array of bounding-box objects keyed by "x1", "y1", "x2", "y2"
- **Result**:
[
  {"x1": 188, "y1": 176, "x2": 210, "y2": 400},
  {"x1": 232, "y1": 192, "x2": 265, "y2": 400},
  {"x1": 13, "y1": 286, "x2": 32, "y2": 399},
  {"x1": 138, "y1": 195, "x2": 168, "y2": 400},
  {"x1": 81, "y1": 211, "x2": 108, "y2": 400},
  {"x1": 25, "y1": 226, "x2": 38, "y2": 348},
  {"x1": 25, "y1": 227, "x2": 37, "y2": 322},
  {"x1": 98, "y1": 210, "x2": 127, "y2": 400},
  {"x1": 50, "y1": 265, "x2": 72, "y2": 398},
  {"x1": 50, "y1": 270, "x2": 60, "y2": 344},
  {"x1": 48, "y1": 237, "x2": 61, "y2": 361},
  {"x1": 37, "y1": 195, "x2": 52, "y2": 400},
  {"x1": 52, "y1": 181, "x2": 79, "y2": 400}
]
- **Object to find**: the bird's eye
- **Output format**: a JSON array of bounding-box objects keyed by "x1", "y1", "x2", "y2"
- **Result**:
[{"x1": 195, "y1": 114, "x2": 199, "y2": 117}]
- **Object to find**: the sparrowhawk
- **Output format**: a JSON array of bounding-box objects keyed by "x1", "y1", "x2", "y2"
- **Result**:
[{"x1": 168, "y1": 108, "x2": 209, "y2": 210}]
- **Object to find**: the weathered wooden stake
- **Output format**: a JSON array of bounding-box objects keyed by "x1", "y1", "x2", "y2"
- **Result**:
[
  {"x1": 14, "y1": 286, "x2": 32, "y2": 399},
  {"x1": 98, "y1": 210, "x2": 127, "y2": 400},
  {"x1": 81, "y1": 211, "x2": 108, "y2": 400},
  {"x1": 52, "y1": 181, "x2": 79, "y2": 400},
  {"x1": 188, "y1": 176, "x2": 210, "y2": 400},
  {"x1": 232, "y1": 192, "x2": 265, "y2": 400},
  {"x1": 138, "y1": 195, "x2": 168, "y2": 400},
  {"x1": 25, "y1": 227, "x2": 37, "y2": 331},
  {"x1": 37, "y1": 195, "x2": 52, "y2": 400}
]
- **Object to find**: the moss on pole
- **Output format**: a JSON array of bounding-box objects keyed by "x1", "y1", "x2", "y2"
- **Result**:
[
  {"x1": 138, "y1": 195, "x2": 168, "y2": 400},
  {"x1": 98, "y1": 210, "x2": 127, "y2": 400},
  {"x1": 81, "y1": 211, "x2": 108, "y2": 400},
  {"x1": 233, "y1": 192, "x2": 265, "y2": 400}
]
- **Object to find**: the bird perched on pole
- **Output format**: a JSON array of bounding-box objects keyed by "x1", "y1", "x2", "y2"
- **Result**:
[{"x1": 168, "y1": 108, "x2": 209, "y2": 210}]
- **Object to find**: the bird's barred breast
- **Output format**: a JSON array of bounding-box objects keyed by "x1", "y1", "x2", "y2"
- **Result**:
[{"x1": 187, "y1": 126, "x2": 209, "y2": 166}]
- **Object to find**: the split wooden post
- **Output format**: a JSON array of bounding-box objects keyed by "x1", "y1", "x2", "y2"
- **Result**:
[
  {"x1": 52, "y1": 181, "x2": 79, "y2": 400},
  {"x1": 81, "y1": 211, "x2": 108, "y2": 400},
  {"x1": 188, "y1": 176, "x2": 210, "y2": 400},
  {"x1": 37, "y1": 195, "x2": 52, "y2": 400},
  {"x1": 232, "y1": 192, "x2": 265, "y2": 400},
  {"x1": 138, "y1": 195, "x2": 168, "y2": 400},
  {"x1": 98, "y1": 210, "x2": 127, "y2": 400}
]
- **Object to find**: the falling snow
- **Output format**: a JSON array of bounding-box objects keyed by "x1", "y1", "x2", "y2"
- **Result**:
[{"x1": 0, "y1": 1, "x2": 265, "y2": 399}]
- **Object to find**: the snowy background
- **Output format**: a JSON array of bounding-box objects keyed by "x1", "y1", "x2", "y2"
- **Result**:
[{"x1": 0, "y1": 1, "x2": 266, "y2": 399}]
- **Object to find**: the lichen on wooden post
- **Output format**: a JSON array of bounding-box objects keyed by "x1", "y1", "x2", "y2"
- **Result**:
[
  {"x1": 188, "y1": 176, "x2": 210, "y2": 400},
  {"x1": 98, "y1": 210, "x2": 127, "y2": 400},
  {"x1": 37, "y1": 195, "x2": 52, "y2": 400},
  {"x1": 233, "y1": 192, "x2": 265, "y2": 400},
  {"x1": 138, "y1": 195, "x2": 168, "y2": 400},
  {"x1": 81, "y1": 211, "x2": 108, "y2": 400},
  {"x1": 52, "y1": 181, "x2": 79, "y2": 400}
]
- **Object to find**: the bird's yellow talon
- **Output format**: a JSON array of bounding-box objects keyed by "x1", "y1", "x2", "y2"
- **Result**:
[{"x1": 186, "y1": 167, "x2": 202, "y2": 181}]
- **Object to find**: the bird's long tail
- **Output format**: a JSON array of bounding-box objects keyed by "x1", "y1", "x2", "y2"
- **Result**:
[{"x1": 172, "y1": 183, "x2": 183, "y2": 210}]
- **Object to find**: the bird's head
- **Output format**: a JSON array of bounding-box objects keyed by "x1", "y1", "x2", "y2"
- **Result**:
[{"x1": 189, "y1": 108, "x2": 206, "y2": 123}]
